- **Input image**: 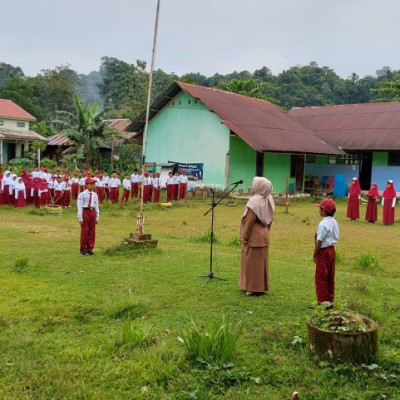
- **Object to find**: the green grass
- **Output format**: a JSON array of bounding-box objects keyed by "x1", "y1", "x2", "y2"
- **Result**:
[{"x1": 0, "y1": 198, "x2": 400, "y2": 399}]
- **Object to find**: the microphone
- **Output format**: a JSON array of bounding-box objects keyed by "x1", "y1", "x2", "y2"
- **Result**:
[{"x1": 230, "y1": 180, "x2": 243, "y2": 185}]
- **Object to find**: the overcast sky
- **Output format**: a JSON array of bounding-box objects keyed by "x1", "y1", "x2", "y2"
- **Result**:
[{"x1": 2, "y1": 0, "x2": 399, "y2": 79}]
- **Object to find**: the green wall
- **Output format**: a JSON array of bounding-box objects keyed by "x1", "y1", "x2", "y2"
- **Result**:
[
  {"x1": 229, "y1": 136, "x2": 257, "y2": 191},
  {"x1": 264, "y1": 153, "x2": 291, "y2": 193},
  {"x1": 372, "y1": 152, "x2": 388, "y2": 166},
  {"x1": 146, "y1": 92, "x2": 230, "y2": 187}
]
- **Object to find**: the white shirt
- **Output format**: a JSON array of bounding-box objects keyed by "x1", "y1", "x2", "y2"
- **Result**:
[
  {"x1": 14, "y1": 182, "x2": 26, "y2": 199},
  {"x1": 109, "y1": 177, "x2": 121, "y2": 188},
  {"x1": 122, "y1": 178, "x2": 131, "y2": 190},
  {"x1": 61, "y1": 181, "x2": 71, "y2": 191},
  {"x1": 71, "y1": 177, "x2": 80, "y2": 184},
  {"x1": 103, "y1": 176, "x2": 110, "y2": 186},
  {"x1": 153, "y1": 177, "x2": 161, "y2": 188},
  {"x1": 179, "y1": 175, "x2": 188, "y2": 184},
  {"x1": 316, "y1": 216, "x2": 339, "y2": 248},
  {"x1": 166, "y1": 177, "x2": 174, "y2": 185},
  {"x1": 54, "y1": 181, "x2": 63, "y2": 191},
  {"x1": 79, "y1": 177, "x2": 86, "y2": 186},
  {"x1": 130, "y1": 173, "x2": 141, "y2": 183},
  {"x1": 172, "y1": 175, "x2": 179, "y2": 184},
  {"x1": 96, "y1": 180, "x2": 105, "y2": 188},
  {"x1": 77, "y1": 189, "x2": 99, "y2": 222}
]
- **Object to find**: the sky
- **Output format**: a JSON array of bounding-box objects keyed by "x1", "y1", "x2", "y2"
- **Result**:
[{"x1": 2, "y1": 0, "x2": 400, "y2": 79}]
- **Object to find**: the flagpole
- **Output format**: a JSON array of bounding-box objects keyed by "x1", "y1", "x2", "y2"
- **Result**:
[{"x1": 137, "y1": 0, "x2": 161, "y2": 235}]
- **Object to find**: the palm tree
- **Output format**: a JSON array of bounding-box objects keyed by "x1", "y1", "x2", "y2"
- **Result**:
[{"x1": 55, "y1": 93, "x2": 112, "y2": 168}]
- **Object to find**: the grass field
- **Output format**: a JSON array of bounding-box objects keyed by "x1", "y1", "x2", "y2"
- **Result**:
[{"x1": 0, "y1": 197, "x2": 400, "y2": 399}]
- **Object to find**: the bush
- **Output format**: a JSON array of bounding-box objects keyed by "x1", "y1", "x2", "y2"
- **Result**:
[
  {"x1": 13, "y1": 257, "x2": 29, "y2": 272},
  {"x1": 357, "y1": 251, "x2": 379, "y2": 270},
  {"x1": 178, "y1": 315, "x2": 243, "y2": 365},
  {"x1": 190, "y1": 229, "x2": 220, "y2": 244}
]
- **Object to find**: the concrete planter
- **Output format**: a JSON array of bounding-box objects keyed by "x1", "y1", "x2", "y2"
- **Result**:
[
  {"x1": 45, "y1": 205, "x2": 63, "y2": 216},
  {"x1": 307, "y1": 316, "x2": 378, "y2": 363}
]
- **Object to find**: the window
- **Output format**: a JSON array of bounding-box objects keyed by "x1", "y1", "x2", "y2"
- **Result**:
[
  {"x1": 17, "y1": 122, "x2": 25, "y2": 128},
  {"x1": 328, "y1": 154, "x2": 360, "y2": 165},
  {"x1": 0, "y1": 120, "x2": 3, "y2": 126},
  {"x1": 388, "y1": 151, "x2": 400, "y2": 166}
]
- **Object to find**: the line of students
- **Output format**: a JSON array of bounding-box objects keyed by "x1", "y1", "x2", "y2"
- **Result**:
[
  {"x1": 347, "y1": 178, "x2": 397, "y2": 225},
  {"x1": 0, "y1": 167, "x2": 189, "y2": 208}
]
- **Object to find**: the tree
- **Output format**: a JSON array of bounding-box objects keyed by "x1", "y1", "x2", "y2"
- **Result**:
[
  {"x1": 56, "y1": 93, "x2": 112, "y2": 168},
  {"x1": 0, "y1": 62, "x2": 24, "y2": 87},
  {"x1": 370, "y1": 74, "x2": 400, "y2": 102}
]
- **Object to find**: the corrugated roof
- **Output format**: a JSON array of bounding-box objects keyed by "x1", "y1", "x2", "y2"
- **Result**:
[
  {"x1": 0, "y1": 128, "x2": 46, "y2": 141},
  {"x1": 46, "y1": 133, "x2": 71, "y2": 146},
  {"x1": 289, "y1": 102, "x2": 400, "y2": 151},
  {"x1": 130, "y1": 82, "x2": 342, "y2": 155},
  {"x1": 0, "y1": 99, "x2": 36, "y2": 121},
  {"x1": 106, "y1": 119, "x2": 139, "y2": 140}
]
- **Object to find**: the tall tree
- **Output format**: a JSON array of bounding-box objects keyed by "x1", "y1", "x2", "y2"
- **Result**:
[{"x1": 0, "y1": 62, "x2": 24, "y2": 87}]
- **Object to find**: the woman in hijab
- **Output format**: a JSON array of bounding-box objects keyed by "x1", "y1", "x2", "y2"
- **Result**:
[
  {"x1": 10, "y1": 174, "x2": 18, "y2": 206},
  {"x1": 14, "y1": 177, "x2": 26, "y2": 208},
  {"x1": 382, "y1": 180, "x2": 396, "y2": 225},
  {"x1": 347, "y1": 177, "x2": 361, "y2": 221},
  {"x1": 240, "y1": 177, "x2": 275, "y2": 296},
  {"x1": 365, "y1": 182, "x2": 379, "y2": 223}
]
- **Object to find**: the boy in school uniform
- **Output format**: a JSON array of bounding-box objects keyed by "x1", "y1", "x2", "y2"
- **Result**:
[
  {"x1": 313, "y1": 199, "x2": 339, "y2": 308},
  {"x1": 79, "y1": 171, "x2": 87, "y2": 193},
  {"x1": 109, "y1": 172, "x2": 121, "y2": 203},
  {"x1": 179, "y1": 169, "x2": 188, "y2": 201},
  {"x1": 122, "y1": 174, "x2": 131, "y2": 203},
  {"x1": 148, "y1": 172, "x2": 154, "y2": 202},
  {"x1": 53, "y1": 176, "x2": 64, "y2": 206},
  {"x1": 172, "y1": 171, "x2": 179, "y2": 201},
  {"x1": 166, "y1": 171, "x2": 173, "y2": 202},
  {"x1": 153, "y1": 172, "x2": 161, "y2": 203},
  {"x1": 77, "y1": 177, "x2": 99, "y2": 256},
  {"x1": 61, "y1": 176, "x2": 72, "y2": 208},
  {"x1": 96, "y1": 174, "x2": 105, "y2": 204},
  {"x1": 103, "y1": 171, "x2": 110, "y2": 200},
  {"x1": 71, "y1": 172, "x2": 80, "y2": 200},
  {"x1": 130, "y1": 168, "x2": 141, "y2": 198}
]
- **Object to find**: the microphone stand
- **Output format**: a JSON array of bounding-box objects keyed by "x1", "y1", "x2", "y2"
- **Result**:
[{"x1": 199, "y1": 181, "x2": 242, "y2": 286}]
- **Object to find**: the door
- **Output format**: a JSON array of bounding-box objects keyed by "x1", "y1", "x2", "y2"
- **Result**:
[
  {"x1": 291, "y1": 155, "x2": 305, "y2": 192},
  {"x1": 359, "y1": 152, "x2": 372, "y2": 190},
  {"x1": 256, "y1": 152, "x2": 264, "y2": 176}
]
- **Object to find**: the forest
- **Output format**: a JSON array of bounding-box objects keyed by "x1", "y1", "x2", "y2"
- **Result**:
[{"x1": 1, "y1": 57, "x2": 400, "y2": 135}]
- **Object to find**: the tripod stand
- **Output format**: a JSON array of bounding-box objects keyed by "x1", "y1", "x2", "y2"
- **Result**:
[{"x1": 199, "y1": 181, "x2": 242, "y2": 286}]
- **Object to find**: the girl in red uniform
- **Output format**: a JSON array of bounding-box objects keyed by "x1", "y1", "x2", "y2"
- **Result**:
[
  {"x1": 382, "y1": 180, "x2": 396, "y2": 225},
  {"x1": 365, "y1": 182, "x2": 379, "y2": 223},
  {"x1": 346, "y1": 177, "x2": 361, "y2": 221},
  {"x1": 14, "y1": 177, "x2": 26, "y2": 208}
]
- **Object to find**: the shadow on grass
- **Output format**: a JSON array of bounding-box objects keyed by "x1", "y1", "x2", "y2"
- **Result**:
[{"x1": 103, "y1": 242, "x2": 162, "y2": 257}]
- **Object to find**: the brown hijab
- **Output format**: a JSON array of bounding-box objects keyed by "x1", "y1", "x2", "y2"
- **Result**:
[{"x1": 242, "y1": 177, "x2": 275, "y2": 226}]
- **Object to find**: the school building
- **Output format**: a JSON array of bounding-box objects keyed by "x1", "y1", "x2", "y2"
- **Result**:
[
  {"x1": 289, "y1": 102, "x2": 400, "y2": 191},
  {"x1": 130, "y1": 82, "x2": 342, "y2": 193},
  {"x1": 0, "y1": 99, "x2": 47, "y2": 164}
]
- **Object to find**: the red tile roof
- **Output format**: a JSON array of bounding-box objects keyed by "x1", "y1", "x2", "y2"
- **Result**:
[
  {"x1": 0, "y1": 99, "x2": 36, "y2": 121},
  {"x1": 131, "y1": 82, "x2": 342, "y2": 155},
  {"x1": 289, "y1": 102, "x2": 400, "y2": 151}
]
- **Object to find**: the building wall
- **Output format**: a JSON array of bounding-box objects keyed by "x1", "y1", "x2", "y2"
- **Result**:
[
  {"x1": 305, "y1": 163, "x2": 359, "y2": 186},
  {"x1": 0, "y1": 118, "x2": 30, "y2": 131},
  {"x1": 146, "y1": 91, "x2": 230, "y2": 187},
  {"x1": 264, "y1": 153, "x2": 292, "y2": 193},
  {"x1": 229, "y1": 136, "x2": 257, "y2": 191}
]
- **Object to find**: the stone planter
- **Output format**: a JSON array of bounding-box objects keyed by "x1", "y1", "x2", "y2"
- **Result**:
[{"x1": 307, "y1": 317, "x2": 378, "y2": 363}]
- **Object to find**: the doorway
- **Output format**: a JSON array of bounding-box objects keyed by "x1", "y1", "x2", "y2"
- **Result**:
[
  {"x1": 359, "y1": 152, "x2": 372, "y2": 190},
  {"x1": 290, "y1": 155, "x2": 305, "y2": 192}
]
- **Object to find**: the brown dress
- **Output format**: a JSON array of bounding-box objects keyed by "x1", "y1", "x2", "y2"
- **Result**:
[{"x1": 240, "y1": 208, "x2": 270, "y2": 292}]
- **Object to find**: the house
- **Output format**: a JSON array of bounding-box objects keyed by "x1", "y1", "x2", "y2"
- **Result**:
[
  {"x1": 0, "y1": 99, "x2": 46, "y2": 164},
  {"x1": 130, "y1": 82, "x2": 342, "y2": 192},
  {"x1": 289, "y1": 102, "x2": 400, "y2": 190}
]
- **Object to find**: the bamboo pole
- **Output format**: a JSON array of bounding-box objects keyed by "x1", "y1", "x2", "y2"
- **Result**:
[
  {"x1": 136, "y1": 0, "x2": 161, "y2": 235},
  {"x1": 285, "y1": 176, "x2": 289, "y2": 213}
]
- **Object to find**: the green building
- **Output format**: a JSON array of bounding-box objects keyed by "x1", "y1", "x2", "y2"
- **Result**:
[{"x1": 131, "y1": 82, "x2": 341, "y2": 193}]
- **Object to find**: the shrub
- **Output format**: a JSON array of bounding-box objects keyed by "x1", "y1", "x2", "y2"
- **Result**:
[
  {"x1": 190, "y1": 229, "x2": 220, "y2": 244},
  {"x1": 178, "y1": 315, "x2": 243, "y2": 365},
  {"x1": 13, "y1": 257, "x2": 29, "y2": 272},
  {"x1": 121, "y1": 318, "x2": 151, "y2": 347},
  {"x1": 228, "y1": 234, "x2": 240, "y2": 247},
  {"x1": 357, "y1": 251, "x2": 379, "y2": 270}
]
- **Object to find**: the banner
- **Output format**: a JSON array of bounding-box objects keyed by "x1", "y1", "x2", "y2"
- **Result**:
[{"x1": 168, "y1": 161, "x2": 204, "y2": 182}]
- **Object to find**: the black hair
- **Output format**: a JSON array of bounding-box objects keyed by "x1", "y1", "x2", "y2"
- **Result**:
[{"x1": 325, "y1": 209, "x2": 336, "y2": 217}]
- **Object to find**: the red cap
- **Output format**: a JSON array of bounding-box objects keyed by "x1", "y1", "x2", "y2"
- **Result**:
[
  {"x1": 43, "y1": 167, "x2": 48, "y2": 172},
  {"x1": 315, "y1": 198, "x2": 336, "y2": 213},
  {"x1": 85, "y1": 177, "x2": 95, "y2": 185},
  {"x1": 182, "y1": 169, "x2": 186, "y2": 173},
  {"x1": 156, "y1": 172, "x2": 160, "y2": 177},
  {"x1": 73, "y1": 172, "x2": 78, "y2": 176},
  {"x1": 64, "y1": 176, "x2": 70, "y2": 181},
  {"x1": 144, "y1": 172, "x2": 149, "y2": 177},
  {"x1": 64, "y1": 169, "x2": 68, "y2": 173}
]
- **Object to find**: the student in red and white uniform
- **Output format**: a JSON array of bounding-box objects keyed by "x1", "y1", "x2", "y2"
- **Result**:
[
  {"x1": 346, "y1": 177, "x2": 361, "y2": 221},
  {"x1": 130, "y1": 168, "x2": 141, "y2": 198},
  {"x1": 109, "y1": 172, "x2": 121, "y2": 203},
  {"x1": 53, "y1": 176, "x2": 64, "y2": 206},
  {"x1": 0, "y1": 169, "x2": 3, "y2": 205},
  {"x1": 77, "y1": 177, "x2": 99, "y2": 256},
  {"x1": 172, "y1": 171, "x2": 179, "y2": 201},
  {"x1": 95, "y1": 174, "x2": 105, "y2": 204},
  {"x1": 148, "y1": 172, "x2": 154, "y2": 202},
  {"x1": 24, "y1": 172, "x2": 33, "y2": 206},
  {"x1": 102, "y1": 171, "x2": 110, "y2": 200},
  {"x1": 79, "y1": 172, "x2": 87, "y2": 193},
  {"x1": 61, "y1": 176, "x2": 71, "y2": 208},
  {"x1": 382, "y1": 180, "x2": 396, "y2": 225},
  {"x1": 153, "y1": 172, "x2": 161, "y2": 203},
  {"x1": 71, "y1": 172, "x2": 80, "y2": 200},
  {"x1": 179, "y1": 169, "x2": 188, "y2": 201},
  {"x1": 1, "y1": 171, "x2": 12, "y2": 205},
  {"x1": 31, "y1": 177, "x2": 41, "y2": 208},
  {"x1": 14, "y1": 177, "x2": 26, "y2": 208},
  {"x1": 48, "y1": 174, "x2": 56, "y2": 201},
  {"x1": 166, "y1": 171, "x2": 174, "y2": 202},
  {"x1": 121, "y1": 174, "x2": 131, "y2": 203},
  {"x1": 10, "y1": 174, "x2": 18, "y2": 206},
  {"x1": 31, "y1": 166, "x2": 40, "y2": 179},
  {"x1": 39, "y1": 178, "x2": 50, "y2": 207},
  {"x1": 142, "y1": 172, "x2": 150, "y2": 203}
]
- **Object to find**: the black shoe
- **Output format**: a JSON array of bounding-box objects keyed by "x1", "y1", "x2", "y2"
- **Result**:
[
  {"x1": 87, "y1": 251, "x2": 94, "y2": 256},
  {"x1": 80, "y1": 252, "x2": 87, "y2": 256}
]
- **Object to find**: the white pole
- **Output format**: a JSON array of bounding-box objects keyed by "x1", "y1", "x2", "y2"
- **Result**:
[
  {"x1": 38, "y1": 147, "x2": 41, "y2": 168},
  {"x1": 137, "y1": 0, "x2": 161, "y2": 234}
]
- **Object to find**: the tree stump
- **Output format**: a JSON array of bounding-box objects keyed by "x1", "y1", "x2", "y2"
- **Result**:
[{"x1": 307, "y1": 317, "x2": 378, "y2": 363}]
